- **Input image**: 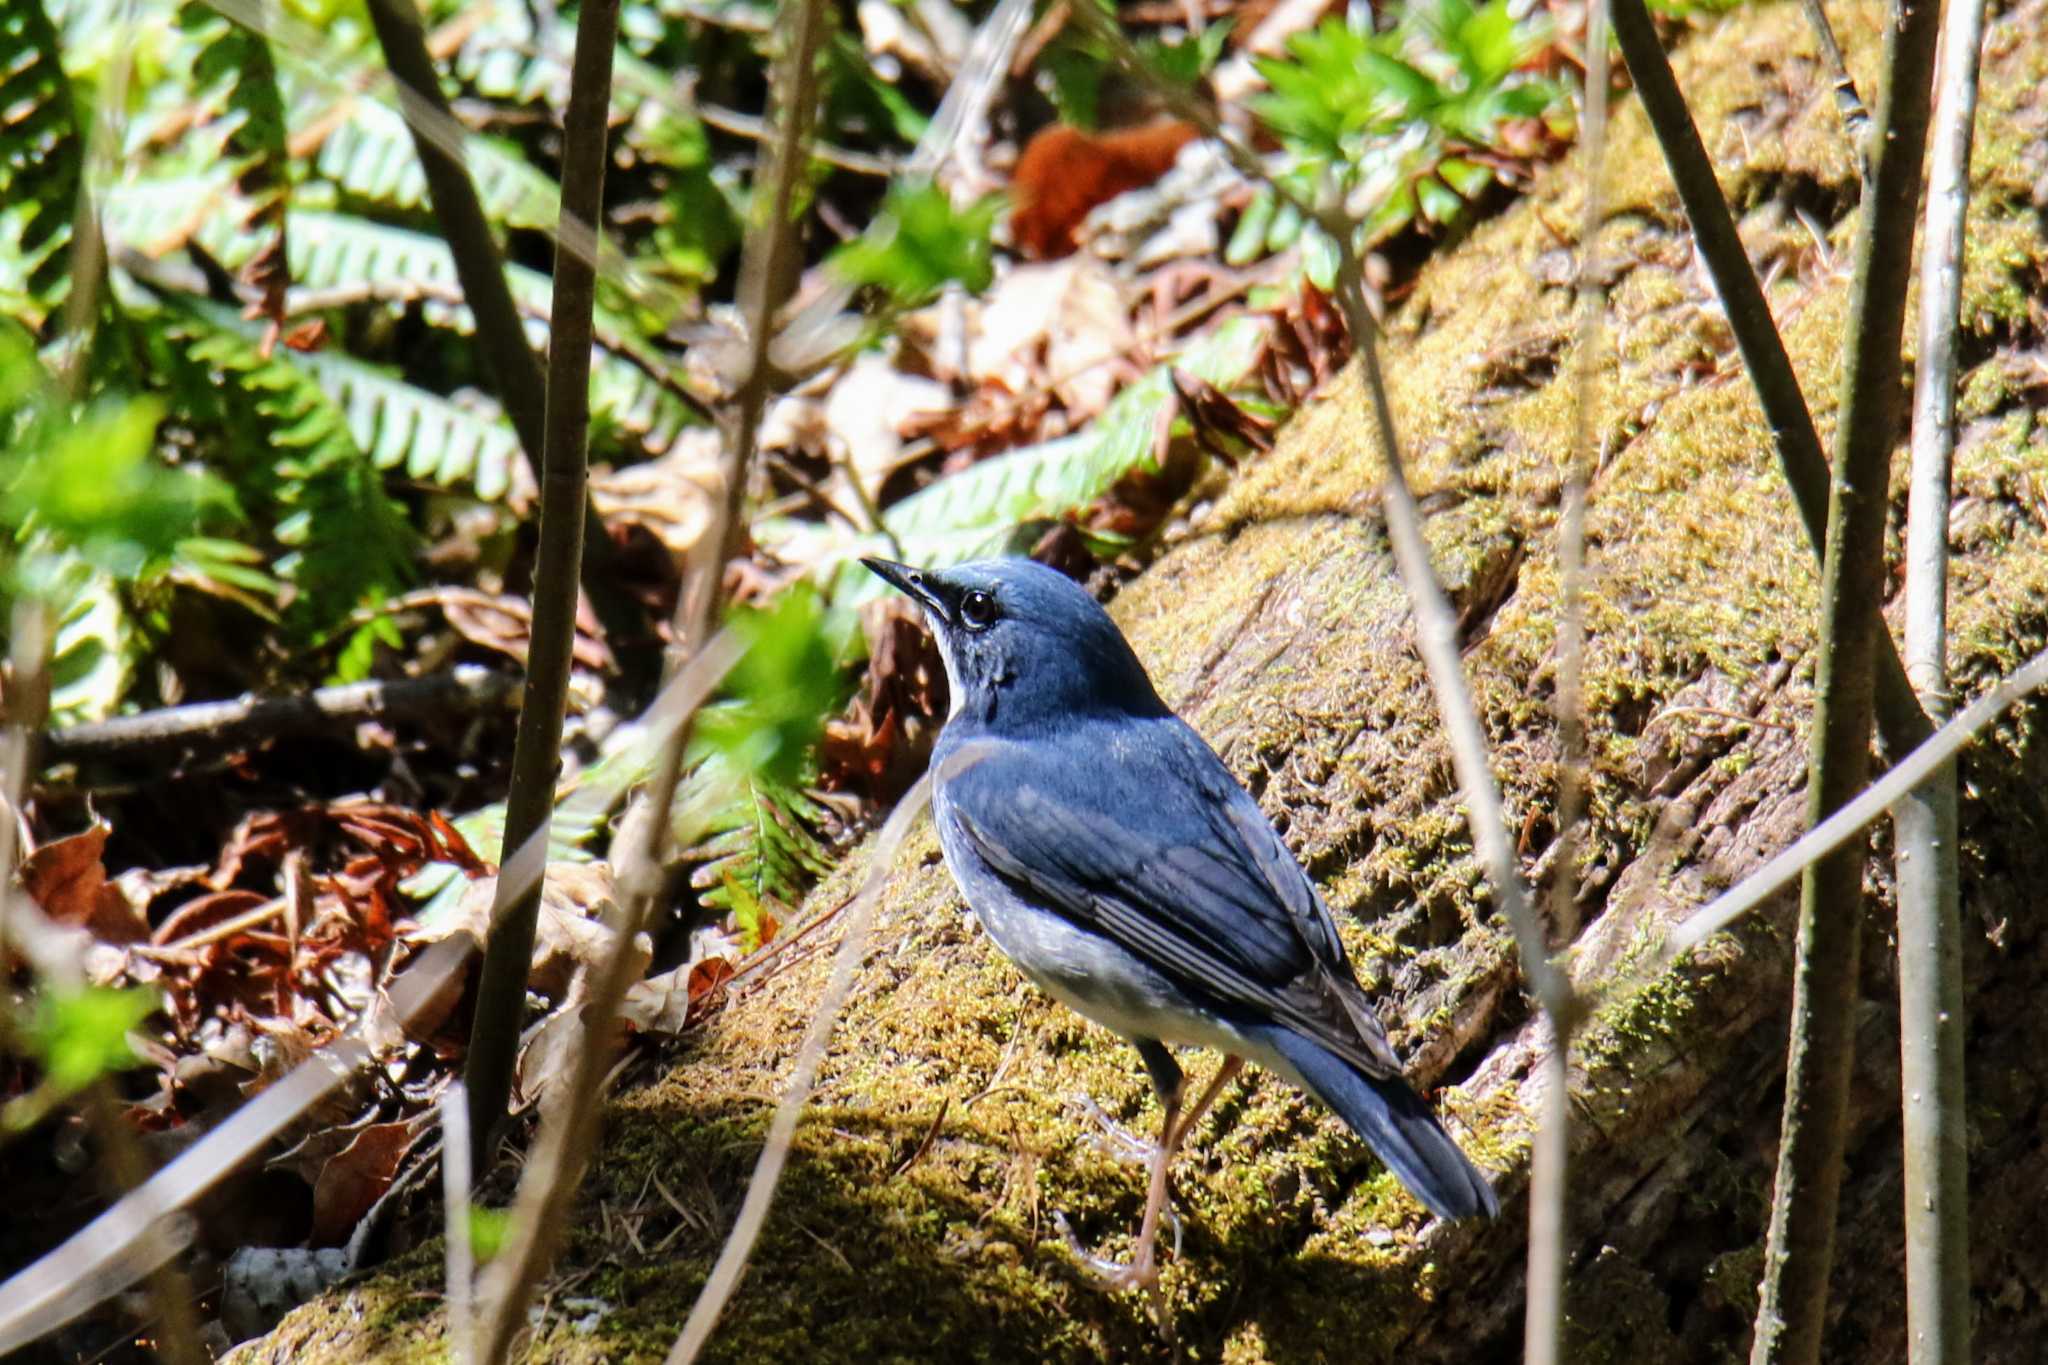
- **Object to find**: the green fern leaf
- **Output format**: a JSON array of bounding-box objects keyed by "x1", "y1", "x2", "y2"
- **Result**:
[
  {"x1": 313, "y1": 96, "x2": 558, "y2": 231},
  {"x1": 682, "y1": 762, "x2": 834, "y2": 915},
  {"x1": 280, "y1": 212, "x2": 696, "y2": 450},
  {"x1": 179, "y1": 0, "x2": 291, "y2": 308},
  {"x1": 765, "y1": 314, "x2": 1271, "y2": 608},
  {"x1": 42, "y1": 555, "x2": 137, "y2": 726},
  {"x1": 0, "y1": 0, "x2": 84, "y2": 307},
  {"x1": 153, "y1": 299, "x2": 416, "y2": 632}
]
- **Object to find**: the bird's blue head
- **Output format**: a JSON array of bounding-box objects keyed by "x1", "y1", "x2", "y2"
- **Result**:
[{"x1": 862, "y1": 557, "x2": 1170, "y2": 730}]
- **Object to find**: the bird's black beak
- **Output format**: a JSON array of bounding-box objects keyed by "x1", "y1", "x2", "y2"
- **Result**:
[{"x1": 861, "y1": 558, "x2": 949, "y2": 618}]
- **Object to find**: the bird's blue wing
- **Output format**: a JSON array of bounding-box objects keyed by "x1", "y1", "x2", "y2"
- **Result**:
[{"x1": 936, "y1": 719, "x2": 1404, "y2": 1079}]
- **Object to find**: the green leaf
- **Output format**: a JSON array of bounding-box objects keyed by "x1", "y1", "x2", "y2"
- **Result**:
[
  {"x1": 29, "y1": 985, "x2": 159, "y2": 1095},
  {"x1": 0, "y1": 0, "x2": 85, "y2": 306},
  {"x1": 179, "y1": 0, "x2": 291, "y2": 301},
  {"x1": 467, "y1": 1206, "x2": 513, "y2": 1263},
  {"x1": 830, "y1": 181, "x2": 1001, "y2": 307},
  {"x1": 41, "y1": 555, "x2": 138, "y2": 724},
  {"x1": 151, "y1": 299, "x2": 417, "y2": 632},
  {"x1": 312, "y1": 96, "x2": 559, "y2": 231}
]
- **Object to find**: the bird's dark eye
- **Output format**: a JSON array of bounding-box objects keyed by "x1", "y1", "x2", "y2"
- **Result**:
[{"x1": 958, "y1": 589, "x2": 999, "y2": 630}]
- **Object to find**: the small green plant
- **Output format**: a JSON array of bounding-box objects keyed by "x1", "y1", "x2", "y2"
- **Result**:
[
  {"x1": 830, "y1": 180, "x2": 1002, "y2": 309},
  {"x1": 1250, "y1": 0, "x2": 1569, "y2": 261},
  {"x1": 681, "y1": 584, "x2": 849, "y2": 920},
  {"x1": 3, "y1": 984, "x2": 161, "y2": 1132}
]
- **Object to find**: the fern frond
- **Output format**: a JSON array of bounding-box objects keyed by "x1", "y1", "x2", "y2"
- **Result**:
[
  {"x1": 153, "y1": 298, "x2": 417, "y2": 632},
  {"x1": 158, "y1": 296, "x2": 527, "y2": 504},
  {"x1": 309, "y1": 95, "x2": 558, "y2": 231},
  {"x1": 43, "y1": 553, "x2": 138, "y2": 726},
  {"x1": 0, "y1": 0, "x2": 84, "y2": 308},
  {"x1": 681, "y1": 759, "x2": 835, "y2": 916},
  {"x1": 179, "y1": 0, "x2": 291, "y2": 309},
  {"x1": 281, "y1": 211, "x2": 696, "y2": 450},
  {"x1": 764, "y1": 314, "x2": 1272, "y2": 607}
]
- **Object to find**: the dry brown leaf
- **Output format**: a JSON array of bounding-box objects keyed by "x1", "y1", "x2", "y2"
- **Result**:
[
  {"x1": 969, "y1": 258, "x2": 1137, "y2": 419},
  {"x1": 424, "y1": 587, "x2": 615, "y2": 674},
  {"x1": 620, "y1": 955, "x2": 737, "y2": 1036},
  {"x1": 591, "y1": 428, "x2": 723, "y2": 565},
  {"x1": 21, "y1": 823, "x2": 149, "y2": 944},
  {"x1": 308, "y1": 1120, "x2": 418, "y2": 1246},
  {"x1": 433, "y1": 862, "x2": 621, "y2": 999}
]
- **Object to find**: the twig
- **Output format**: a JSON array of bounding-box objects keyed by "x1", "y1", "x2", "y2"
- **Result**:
[
  {"x1": 1897, "y1": 1, "x2": 1986, "y2": 1358},
  {"x1": 469, "y1": 0, "x2": 827, "y2": 1346},
  {"x1": 1527, "y1": 4, "x2": 1610, "y2": 1360},
  {"x1": 461, "y1": 0, "x2": 618, "y2": 1173},
  {"x1": 357, "y1": 0, "x2": 541, "y2": 469},
  {"x1": 1749, "y1": 2, "x2": 1941, "y2": 1358},
  {"x1": 1608, "y1": 0, "x2": 1932, "y2": 763},
  {"x1": 349, "y1": 0, "x2": 629, "y2": 633},
  {"x1": 40, "y1": 666, "x2": 518, "y2": 766},
  {"x1": 667, "y1": 776, "x2": 933, "y2": 1364},
  {"x1": 1795, "y1": 0, "x2": 1873, "y2": 185},
  {"x1": 694, "y1": 102, "x2": 895, "y2": 177},
  {"x1": 135, "y1": 897, "x2": 284, "y2": 958},
  {"x1": 441, "y1": 1083, "x2": 476, "y2": 1365}
]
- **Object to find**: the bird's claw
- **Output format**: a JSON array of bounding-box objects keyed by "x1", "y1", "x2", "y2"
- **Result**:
[
  {"x1": 1070, "y1": 1092, "x2": 1157, "y2": 1165},
  {"x1": 1051, "y1": 1207, "x2": 1183, "y2": 1292}
]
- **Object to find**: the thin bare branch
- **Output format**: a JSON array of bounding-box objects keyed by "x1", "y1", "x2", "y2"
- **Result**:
[
  {"x1": 460, "y1": 0, "x2": 620, "y2": 1169},
  {"x1": 1751, "y1": 2, "x2": 1942, "y2": 1353},
  {"x1": 356, "y1": 0, "x2": 627, "y2": 636},
  {"x1": 1897, "y1": 0, "x2": 1988, "y2": 1357},
  {"x1": 469, "y1": 0, "x2": 829, "y2": 1345},
  {"x1": 1528, "y1": 2, "x2": 1611, "y2": 1356},
  {"x1": 1795, "y1": 0, "x2": 1872, "y2": 184},
  {"x1": 1607, "y1": 0, "x2": 1932, "y2": 763},
  {"x1": 41, "y1": 665, "x2": 518, "y2": 766},
  {"x1": 667, "y1": 776, "x2": 934, "y2": 1364}
]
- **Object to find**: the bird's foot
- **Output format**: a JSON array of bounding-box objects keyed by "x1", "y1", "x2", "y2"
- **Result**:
[
  {"x1": 1052, "y1": 1207, "x2": 1184, "y2": 1292},
  {"x1": 1069, "y1": 1092, "x2": 1156, "y2": 1165}
]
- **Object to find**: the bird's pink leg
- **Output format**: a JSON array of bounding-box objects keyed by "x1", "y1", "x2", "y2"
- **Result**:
[{"x1": 1169, "y1": 1054, "x2": 1244, "y2": 1151}]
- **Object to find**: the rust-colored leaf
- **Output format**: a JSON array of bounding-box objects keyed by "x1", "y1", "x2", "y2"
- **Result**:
[
  {"x1": 21, "y1": 823, "x2": 149, "y2": 944},
  {"x1": 1010, "y1": 120, "x2": 1200, "y2": 260},
  {"x1": 309, "y1": 1121, "x2": 416, "y2": 1246}
]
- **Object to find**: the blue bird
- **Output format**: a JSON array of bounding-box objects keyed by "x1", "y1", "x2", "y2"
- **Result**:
[{"x1": 863, "y1": 556, "x2": 1497, "y2": 1289}]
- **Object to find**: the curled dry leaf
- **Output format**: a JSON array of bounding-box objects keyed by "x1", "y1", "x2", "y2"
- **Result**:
[
  {"x1": 822, "y1": 595, "x2": 946, "y2": 801},
  {"x1": 820, "y1": 349, "x2": 950, "y2": 507},
  {"x1": 590, "y1": 427, "x2": 723, "y2": 567},
  {"x1": 412, "y1": 586, "x2": 616, "y2": 674},
  {"x1": 1170, "y1": 367, "x2": 1277, "y2": 462},
  {"x1": 307, "y1": 1118, "x2": 422, "y2": 1246},
  {"x1": 20, "y1": 823, "x2": 150, "y2": 945},
  {"x1": 619, "y1": 954, "x2": 736, "y2": 1037},
  {"x1": 432, "y1": 861, "x2": 621, "y2": 1000}
]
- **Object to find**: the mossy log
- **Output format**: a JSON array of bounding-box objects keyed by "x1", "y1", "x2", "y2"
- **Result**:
[{"x1": 245, "y1": 2, "x2": 2048, "y2": 1359}]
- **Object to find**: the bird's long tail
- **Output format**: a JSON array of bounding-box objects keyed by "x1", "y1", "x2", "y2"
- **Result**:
[{"x1": 1253, "y1": 1025, "x2": 1499, "y2": 1222}]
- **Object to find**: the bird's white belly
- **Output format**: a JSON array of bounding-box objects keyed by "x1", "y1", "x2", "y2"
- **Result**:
[{"x1": 972, "y1": 886, "x2": 1270, "y2": 1060}]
